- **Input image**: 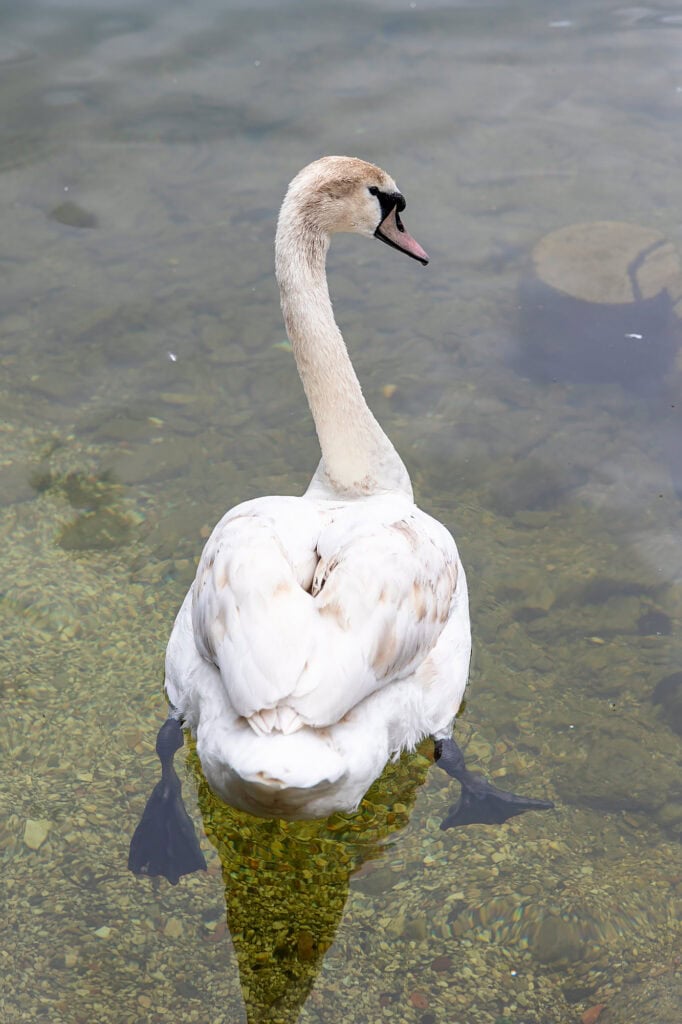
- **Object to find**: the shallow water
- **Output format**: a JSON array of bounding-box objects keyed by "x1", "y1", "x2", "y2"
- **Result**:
[{"x1": 1, "y1": 1, "x2": 681, "y2": 1022}]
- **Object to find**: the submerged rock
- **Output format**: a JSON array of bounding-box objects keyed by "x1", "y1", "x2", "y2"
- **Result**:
[
  {"x1": 637, "y1": 609, "x2": 672, "y2": 636},
  {"x1": 58, "y1": 508, "x2": 132, "y2": 550},
  {"x1": 24, "y1": 818, "x2": 50, "y2": 850},
  {"x1": 529, "y1": 913, "x2": 586, "y2": 965},
  {"x1": 49, "y1": 201, "x2": 98, "y2": 229},
  {"x1": 552, "y1": 731, "x2": 672, "y2": 816},
  {"x1": 652, "y1": 672, "x2": 682, "y2": 735}
]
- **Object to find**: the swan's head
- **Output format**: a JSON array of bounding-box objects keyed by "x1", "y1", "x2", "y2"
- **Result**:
[{"x1": 280, "y1": 155, "x2": 429, "y2": 265}]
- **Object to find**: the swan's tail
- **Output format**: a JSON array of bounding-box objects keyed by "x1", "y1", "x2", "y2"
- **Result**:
[{"x1": 197, "y1": 718, "x2": 355, "y2": 819}]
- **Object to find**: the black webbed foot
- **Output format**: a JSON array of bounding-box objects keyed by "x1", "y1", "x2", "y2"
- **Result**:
[
  {"x1": 434, "y1": 736, "x2": 554, "y2": 829},
  {"x1": 128, "y1": 717, "x2": 207, "y2": 884}
]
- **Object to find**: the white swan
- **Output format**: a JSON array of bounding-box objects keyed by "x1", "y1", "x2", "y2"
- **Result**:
[{"x1": 129, "y1": 157, "x2": 553, "y2": 883}]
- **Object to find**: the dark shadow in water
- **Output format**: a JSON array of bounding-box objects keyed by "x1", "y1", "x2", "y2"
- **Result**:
[
  {"x1": 515, "y1": 276, "x2": 680, "y2": 397},
  {"x1": 510, "y1": 222, "x2": 682, "y2": 500}
]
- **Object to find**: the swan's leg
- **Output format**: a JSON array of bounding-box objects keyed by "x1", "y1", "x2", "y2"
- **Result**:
[
  {"x1": 128, "y1": 716, "x2": 207, "y2": 884},
  {"x1": 433, "y1": 736, "x2": 554, "y2": 829}
]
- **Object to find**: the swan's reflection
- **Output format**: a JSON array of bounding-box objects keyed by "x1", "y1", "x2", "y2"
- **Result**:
[{"x1": 191, "y1": 742, "x2": 432, "y2": 1023}]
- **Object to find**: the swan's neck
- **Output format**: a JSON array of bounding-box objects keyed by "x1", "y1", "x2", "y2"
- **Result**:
[{"x1": 275, "y1": 209, "x2": 412, "y2": 499}]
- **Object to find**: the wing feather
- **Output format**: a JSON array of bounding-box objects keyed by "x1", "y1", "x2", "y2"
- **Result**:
[
  {"x1": 191, "y1": 498, "x2": 319, "y2": 717},
  {"x1": 293, "y1": 510, "x2": 459, "y2": 724},
  {"x1": 190, "y1": 496, "x2": 461, "y2": 731}
]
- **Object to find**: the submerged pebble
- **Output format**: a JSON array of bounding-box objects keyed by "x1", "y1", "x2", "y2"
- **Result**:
[{"x1": 23, "y1": 818, "x2": 50, "y2": 850}]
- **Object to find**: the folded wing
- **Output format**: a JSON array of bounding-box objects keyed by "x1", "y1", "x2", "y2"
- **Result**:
[{"x1": 191, "y1": 497, "x2": 460, "y2": 733}]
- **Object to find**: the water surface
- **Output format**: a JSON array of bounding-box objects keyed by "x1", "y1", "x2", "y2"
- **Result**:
[{"x1": 1, "y1": 2, "x2": 681, "y2": 1022}]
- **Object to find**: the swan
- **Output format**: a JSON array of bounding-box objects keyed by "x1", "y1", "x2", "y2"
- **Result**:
[{"x1": 129, "y1": 156, "x2": 553, "y2": 884}]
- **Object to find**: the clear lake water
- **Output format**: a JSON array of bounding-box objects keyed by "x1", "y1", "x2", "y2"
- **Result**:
[{"x1": 1, "y1": 2, "x2": 681, "y2": 1022}]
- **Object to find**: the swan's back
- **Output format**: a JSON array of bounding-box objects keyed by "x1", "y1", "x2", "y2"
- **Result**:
[{"x1": 172, "y1": 493, "x2": 463, "y2": 730}]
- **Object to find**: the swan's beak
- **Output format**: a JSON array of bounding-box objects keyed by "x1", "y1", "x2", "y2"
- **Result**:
[{"x1": 375, "y1": 206, "x2": 429, "y2": 265}]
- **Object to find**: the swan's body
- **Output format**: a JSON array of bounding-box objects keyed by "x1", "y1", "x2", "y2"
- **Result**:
[
  {"x1": 165, "y1": 156, "x2": 472, "y2": 818},
  {"x1": 167, "y1": 492, "x2": 469, "y2": 818}
]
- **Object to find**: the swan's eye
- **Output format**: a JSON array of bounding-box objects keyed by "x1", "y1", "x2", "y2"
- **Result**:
[{"x1": 368, "y1": 186, "x2": 406, "y2": 215}]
